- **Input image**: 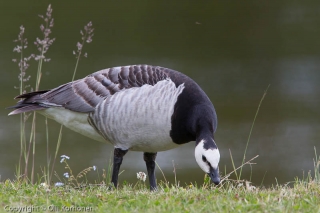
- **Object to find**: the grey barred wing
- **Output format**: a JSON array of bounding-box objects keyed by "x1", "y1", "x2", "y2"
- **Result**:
[{"x1": 38, "y1": 65, "x2": 169, "y2": 113}]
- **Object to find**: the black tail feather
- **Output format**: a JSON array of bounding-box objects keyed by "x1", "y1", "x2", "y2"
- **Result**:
[
  {"x1": 8, "y1": 90, "x2": 49, "y2": 115},
  {"x1": 8, "y1": 105, "x2": 46, "y2": 115},
  {"x1": 14, "y1": 90, "x2": 49, "y2": 99}
]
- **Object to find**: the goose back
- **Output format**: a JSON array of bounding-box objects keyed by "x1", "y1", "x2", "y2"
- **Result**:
[{"x1": 37, "y1": 65, "x2": 169, "y2": 113}]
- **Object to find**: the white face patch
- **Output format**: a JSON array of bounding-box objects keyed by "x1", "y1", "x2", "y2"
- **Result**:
[{"x1": 195, "y1": 139, "x2": 220, "y2": 173}]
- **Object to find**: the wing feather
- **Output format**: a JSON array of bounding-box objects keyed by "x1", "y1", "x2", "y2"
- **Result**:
[{"x1": 10, "y1": 65, "x2": 170, "y2": 114}]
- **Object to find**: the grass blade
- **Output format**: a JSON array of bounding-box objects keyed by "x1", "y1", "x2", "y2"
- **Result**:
[{"x1": 239, "y1": 84, "x2": 270, "y2": 179}]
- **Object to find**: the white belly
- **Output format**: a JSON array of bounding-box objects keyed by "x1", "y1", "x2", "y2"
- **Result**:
[
  {"x1": 90, "y1": 79, "x2": 185, "y2": 152},
  {"x1": 39, "y1": 108, "x2": 106, "y2": 143}
]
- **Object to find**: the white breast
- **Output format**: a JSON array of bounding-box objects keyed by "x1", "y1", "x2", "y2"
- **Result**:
[{"x1": 90, "y1": 79, "x2": 185, "y2": 152}]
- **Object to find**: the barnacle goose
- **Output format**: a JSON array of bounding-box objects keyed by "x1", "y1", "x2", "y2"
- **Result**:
[{"x1": 8, "y1": 65, "x2": 220, "y2": 190}]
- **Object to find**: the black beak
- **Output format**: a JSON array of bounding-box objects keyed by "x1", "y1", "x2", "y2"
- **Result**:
[{"x1": 208, "y1": 167, "x2": 220, "y2": 185}]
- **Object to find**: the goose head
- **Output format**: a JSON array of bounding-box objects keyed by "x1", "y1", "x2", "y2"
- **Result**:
[{"x1": 195, "y1": 139, "x2": 220, "y2": 185}]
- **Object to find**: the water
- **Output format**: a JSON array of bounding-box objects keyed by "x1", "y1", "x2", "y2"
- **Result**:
[{"x1": 0, "y1": 1, "x2": 319, "y2": 186}]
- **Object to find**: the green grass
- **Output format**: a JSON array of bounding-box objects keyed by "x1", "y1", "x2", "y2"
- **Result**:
[{"x1": 0, "y1": 179, "x2": 319, "y2": 213}]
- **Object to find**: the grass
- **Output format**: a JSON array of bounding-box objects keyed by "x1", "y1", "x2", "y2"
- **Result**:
[
  {"x1": 1, "y1": 147, "x2": 318, "y2": 213},
  {"x1": 0, "y1": 178, "x2": 319, "y2": 213},
  {"x1": 12, "y1": 4, "x2": 94, "y2": 185}
]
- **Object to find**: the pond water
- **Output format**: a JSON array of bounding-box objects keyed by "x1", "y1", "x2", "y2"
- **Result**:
[{"x1": 0, "y1": 1, "x2": 319, "y2": 186}]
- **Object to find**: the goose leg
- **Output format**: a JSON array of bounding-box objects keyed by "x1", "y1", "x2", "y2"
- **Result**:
[
  {"x1": 143, "y1": 152, "x2": 157, "y2": 191},
  {"x1": 111, "y1": 148, "x2": 128, "y2": 188}
]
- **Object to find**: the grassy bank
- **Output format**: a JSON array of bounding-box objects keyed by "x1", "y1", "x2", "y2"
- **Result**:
[{"x1": 0, "y1": 179, "x2": 319, "y2": 213}]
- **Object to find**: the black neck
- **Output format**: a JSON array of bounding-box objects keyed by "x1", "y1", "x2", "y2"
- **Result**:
[
  {"x1": 195, "y1": 126, "x2": 218, "y2": 149},
  {"x1": 194, "y1": 104, "x2": 218, "y2": 149}
]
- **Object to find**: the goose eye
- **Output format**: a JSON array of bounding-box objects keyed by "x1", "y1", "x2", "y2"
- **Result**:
[{"x1": 202, "y1": 155, "x2": 207, "y2": 162}]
